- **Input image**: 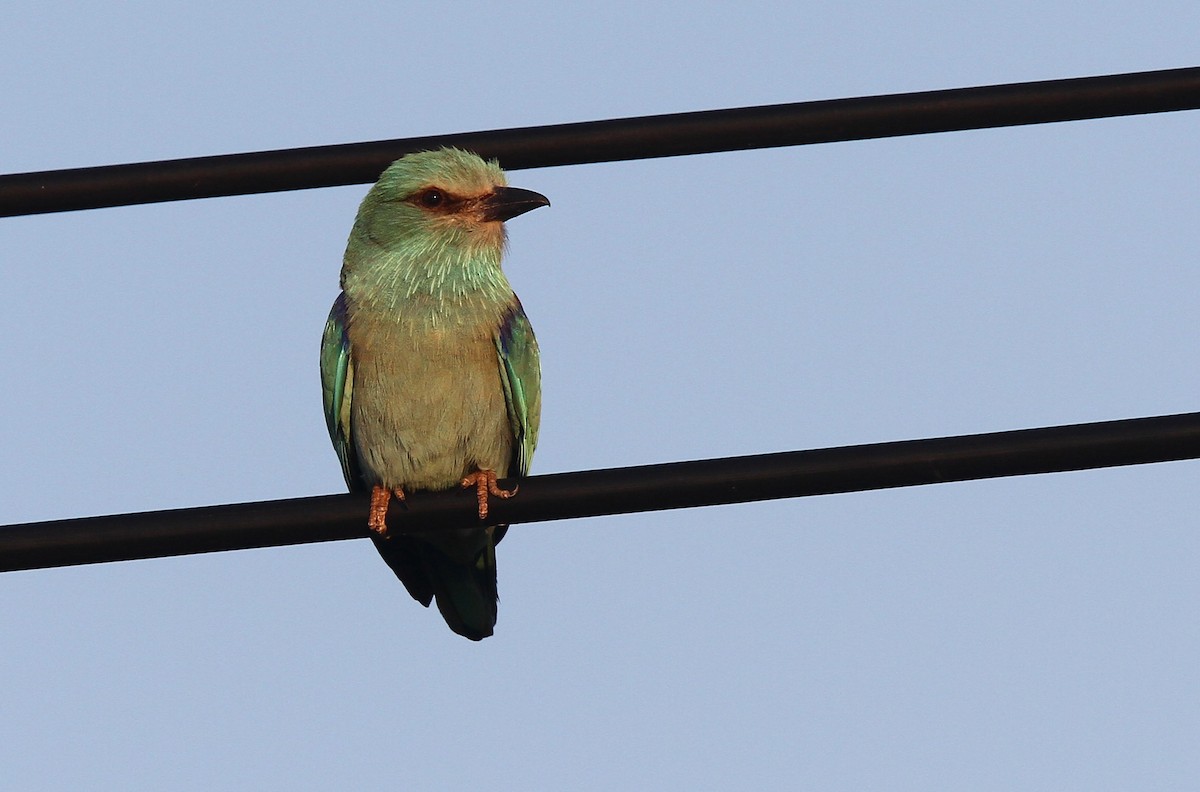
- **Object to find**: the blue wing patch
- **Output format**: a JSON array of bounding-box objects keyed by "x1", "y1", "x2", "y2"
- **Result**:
[
  {"x1": 320, "y1": 293, "x2": 364, "y2": 489},
  {"x1": 496, "y1": 299, "x2": 542, "y2": 478}
]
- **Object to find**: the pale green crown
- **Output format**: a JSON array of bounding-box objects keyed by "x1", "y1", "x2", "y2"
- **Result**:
[{"x1": 372, "y1": 147, "x2": 507, "y2": 199}]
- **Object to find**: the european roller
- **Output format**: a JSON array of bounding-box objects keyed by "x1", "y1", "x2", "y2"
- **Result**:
[{"x1": 320, "y1": 148, "x2": 547, "y2": 640}]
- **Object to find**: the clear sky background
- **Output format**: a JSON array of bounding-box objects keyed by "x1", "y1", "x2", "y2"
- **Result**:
[{"x1": 2, "y1": 3, "x2": 1199, "y2": 790}]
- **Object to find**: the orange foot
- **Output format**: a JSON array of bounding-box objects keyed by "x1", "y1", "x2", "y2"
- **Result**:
[
  {"x1": 367, "y1": 485, "x2": 406, "y2": 536},
  {"x1": 460, "y1": 469, "x2": 517, "y2": 521}
]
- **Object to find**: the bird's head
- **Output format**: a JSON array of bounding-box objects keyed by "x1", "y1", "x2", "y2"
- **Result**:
[
  {"x1": 351, "y1": 148, "x2": 550, "y2": 257},
  {"x1": 341, "y1": 148, "x2": 548, "y2": 308}
]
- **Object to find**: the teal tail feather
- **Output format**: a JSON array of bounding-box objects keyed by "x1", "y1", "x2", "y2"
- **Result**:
[{"x1": 371, "y1": 530, "x2": 501, "y2": 641}]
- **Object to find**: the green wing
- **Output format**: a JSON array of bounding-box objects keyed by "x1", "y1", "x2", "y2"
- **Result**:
[
  {"x1": 320, "y1": 293, "x2": 362, "y2": 490},
  {"x1": 496, "y1": 300, "x2": 541, "y2": 477}
]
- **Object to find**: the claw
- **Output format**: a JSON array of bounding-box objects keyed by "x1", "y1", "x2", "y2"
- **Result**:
[
  {"x1": 460, "y1": 469, "x2": 517, "y2": 520},
  {"x1": 367, "y1": 485, "x2": 406, "y2": 536}
]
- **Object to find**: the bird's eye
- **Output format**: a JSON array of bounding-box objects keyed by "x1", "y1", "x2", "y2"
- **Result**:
[{"x1": 419, "y1": 189, "x2": 444, "y2": 208}]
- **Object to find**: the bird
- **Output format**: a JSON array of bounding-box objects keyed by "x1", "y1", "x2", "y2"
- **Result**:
[{"x1": 320, "y1": 147, "x2": 546, "y2": 640}]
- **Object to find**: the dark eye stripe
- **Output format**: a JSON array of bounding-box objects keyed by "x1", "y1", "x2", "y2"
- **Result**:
[{"x1": 409, "y1": 187, "x2": 465, "y2": 213}]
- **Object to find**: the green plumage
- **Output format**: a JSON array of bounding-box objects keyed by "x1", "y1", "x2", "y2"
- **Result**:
[{"x1": 319, "y1": 148, "x2": 546, "y2": 640}]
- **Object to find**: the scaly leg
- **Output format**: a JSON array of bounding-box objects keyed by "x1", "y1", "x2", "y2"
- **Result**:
[
  {"x1": 367, "y1": 485, "x2": 406, "y2": 536},
  {"x1": 460, "y1": 469, "x2": 517, "y2": 520}
]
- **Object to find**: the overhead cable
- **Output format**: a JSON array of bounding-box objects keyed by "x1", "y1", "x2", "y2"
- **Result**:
[
  {"x1": 1, "y1": 66, "x2": 1197, "y2": 217},
  {"x1": 3, "y1": 410, "x2": 1199, "y2": 573}
]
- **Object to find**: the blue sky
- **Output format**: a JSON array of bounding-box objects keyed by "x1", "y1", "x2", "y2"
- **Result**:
[{"x1": 2, "y1": 3, "x2": 1199, "y2": 789}]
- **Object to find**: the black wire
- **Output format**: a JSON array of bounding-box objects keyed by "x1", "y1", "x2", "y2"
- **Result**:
[
  {"x1": 4, "y1": 411, "x2": 1199, "y2": 573},
  {"x1": 1, "y1": 66, "x2": 1198, "y2": 217}
]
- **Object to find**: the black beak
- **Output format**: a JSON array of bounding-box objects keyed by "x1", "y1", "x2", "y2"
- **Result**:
[{"x1": 481, "y1": 186, "x2": 550, "y2": 222}]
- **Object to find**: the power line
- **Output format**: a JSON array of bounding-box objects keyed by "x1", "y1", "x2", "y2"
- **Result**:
[
  {"x1": 1, "y1": 66, "x2": 1198, "y2": 217},
  {"x1": 4, "y1": 410, "x2": 1199, "y2": 573}
]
